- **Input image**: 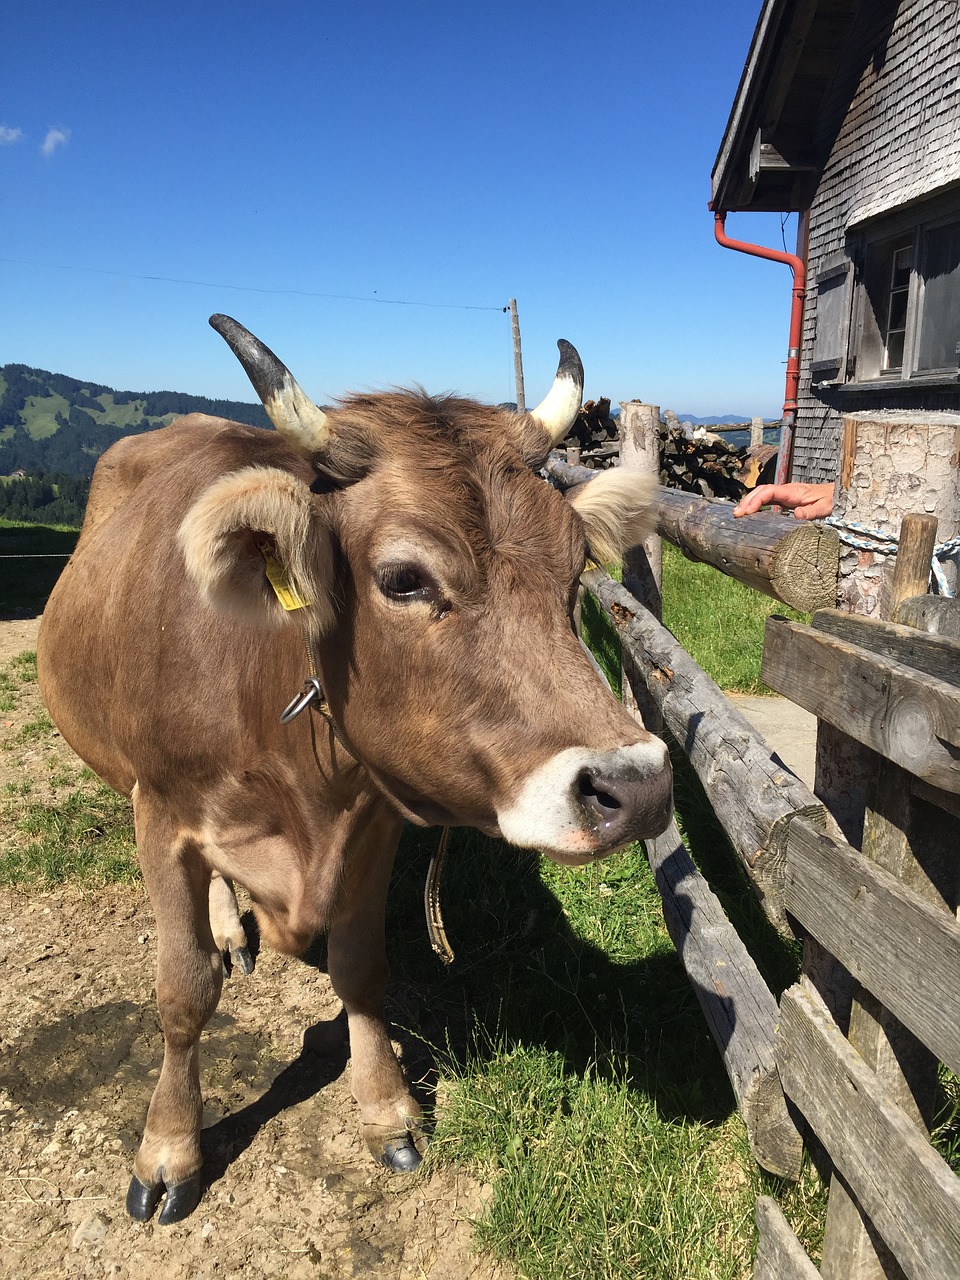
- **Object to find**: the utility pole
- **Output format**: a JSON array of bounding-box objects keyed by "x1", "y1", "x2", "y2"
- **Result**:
[{"x1": 508, "y1": 298, "x2": 525, "y2": 412}]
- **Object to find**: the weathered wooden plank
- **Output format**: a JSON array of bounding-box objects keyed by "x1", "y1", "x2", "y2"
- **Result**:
[
  {"x1": 762, "y1": 617, "x2": 960, "y2": 793},
  {"x1": 754, "y1": 1196, "x2": 823, "y2": 1280},
  {"x1": 819, "y1": 553, "x2": 959, "y2": 1280},
  {"x1": 811, "y1": 609, "x2": 960, "y2": 688},
  {"x1": 785, "y1": 817, "x2": 960, "y2": 1077},
  {"x1": 543, "y1": 455, "x2": 596, "y2": 487},
  {"x1": 895, "y1": 595, "x2": 960, "y2": 639},
  {"x1": 647, "y1": 821, "x2": 803, "y2": 1178},
  {"x1": 619, "y1": 402, "x2": 663, "y2": 619},
  {"x1": 584, "y1": 570, "x2": 836, "y2": 934},
  {"x1": 820, "y1": 1171, "x2": 910, "y2": 1280},
  {"x1": 777, "y1": 984, "x2": 960, "y2": 1280},
  {"x1": 543, "y1": 457, "x2": 840, "y2": 611}
]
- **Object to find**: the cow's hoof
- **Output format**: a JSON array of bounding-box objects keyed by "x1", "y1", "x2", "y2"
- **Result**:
[
  {"x1": 379, "y1": 1135, "x2": 423, "y2": 1172},
  {"x1": 230, "y1": 946, "x2": 255, "y2": 976},
  {"x1": 126, "y1": 1175, "x2": 162, "y2": 1221},
  {"x1": 126, "y1": 1173, "x2": 202, "y2": 1224},
  {"x1": 158, "y1": 1175, "x2": 202, "y2": 1224}
]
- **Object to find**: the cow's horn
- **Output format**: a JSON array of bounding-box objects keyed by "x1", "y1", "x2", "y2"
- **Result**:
[
  {"x1": 528, "y1": 340, "x2": 584, "y2": 447},
  {"x1": 209, "y1": 314, "x2": 331, "y2": 457}
]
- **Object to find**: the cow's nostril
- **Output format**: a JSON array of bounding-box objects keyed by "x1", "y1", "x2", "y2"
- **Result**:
[{"x1": 578, "y1": 771, "x2": 622, "y2": 819}]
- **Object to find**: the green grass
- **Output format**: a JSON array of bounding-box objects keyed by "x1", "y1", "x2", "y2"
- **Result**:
[
  {"x1": 1, "y1": 770, "x2": 137, "y2": 886},
  {"x1": 433, "y1": 1049, "x2": 756, "y2": 1279},
  {"x1": 93, "y1": 392, "x2": 146, "y2": 427},
  {"x1": 933, "y1": 1067, "x2": 960, "y2": 1176},
  {"x1": 2, "y1": 708, "x2": 54, "y2": 749},
  {"x1": 20, "y1": 391, "x2": 71, "y2": 440},
  {"x1": 383, "y1": 827, "x2": 823, "y2": 1279},
  {"x1": 0, "y1": 652, "x2": 37, "y2": 713},
  {"x1": 661, "y1": 542, "x2": 808, "y2": 693}
]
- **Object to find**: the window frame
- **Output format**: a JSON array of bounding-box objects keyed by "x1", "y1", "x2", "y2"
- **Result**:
[{"x1": 814, "y1": 192, "x2": 960, "y2": 393}]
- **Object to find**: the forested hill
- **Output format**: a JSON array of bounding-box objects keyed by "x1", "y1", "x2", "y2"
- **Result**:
[{"x1": 0, "y1": 363, "x2": 271, "y2": 478}]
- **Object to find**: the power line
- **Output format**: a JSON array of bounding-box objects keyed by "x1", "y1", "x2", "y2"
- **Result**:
[{"x1": 0, "y1": 256, "x2": 506, "y2": 313}]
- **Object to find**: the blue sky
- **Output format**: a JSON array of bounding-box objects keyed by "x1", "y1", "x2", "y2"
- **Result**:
[{"x1": 2, "y1": 1, "x2": 797, "y2": 418}]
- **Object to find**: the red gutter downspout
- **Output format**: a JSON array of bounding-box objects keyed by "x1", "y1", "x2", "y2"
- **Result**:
[{"x1": 712, "y1": 210, "x2": 806, "y2": 485}]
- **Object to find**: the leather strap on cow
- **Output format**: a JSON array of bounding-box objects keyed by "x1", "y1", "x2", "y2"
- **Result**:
[
  {"x1": 424, "y1": 826, "x2": 454, "y2": 965},
  {"x1": 281, "y1": 631, "x2": 455, "y2": 966}
]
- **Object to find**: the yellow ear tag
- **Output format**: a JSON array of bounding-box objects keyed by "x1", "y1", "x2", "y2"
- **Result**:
[{"x1": 258, "y1": 541, "x2": 310, "y2": 611}]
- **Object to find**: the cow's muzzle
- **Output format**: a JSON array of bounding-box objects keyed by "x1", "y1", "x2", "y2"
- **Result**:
[{"x1": 495, "y1": 739, "x2": 673, "y2": 863}]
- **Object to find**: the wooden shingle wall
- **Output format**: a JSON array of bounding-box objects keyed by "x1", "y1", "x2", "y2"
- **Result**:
[{"x1": 793, "y1": 0, "x2": 960, "y2": 483}]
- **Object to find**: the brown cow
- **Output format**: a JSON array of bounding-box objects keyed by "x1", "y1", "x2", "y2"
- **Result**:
[{"x1": 37, "y1": 315, "x2": 672, "y2": 1224}]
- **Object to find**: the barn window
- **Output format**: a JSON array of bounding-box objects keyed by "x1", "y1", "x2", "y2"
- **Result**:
[
  {"x1": 915, "y1": 219, "x2": 960, "y2": 372},
  {"x1": 881, "y1": 242, "x2": 912, "y2": 371},
  {"x1": 842, "y1": 194, "x2": 960, "y2": 388}
]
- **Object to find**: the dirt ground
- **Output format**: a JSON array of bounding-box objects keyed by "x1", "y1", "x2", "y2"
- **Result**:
[{"x1": 0, "y1": 616, "x2": 511, "y2": 1280}]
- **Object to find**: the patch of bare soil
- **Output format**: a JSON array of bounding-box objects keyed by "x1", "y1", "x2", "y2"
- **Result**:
[
  {"x1": 0, "y1": 616, "x2": 84, "y2": 803},
  {"x1": 0, "y1": 615, "x2": 41, "y2": 666},
  {"x1": 0, "y1": 621, "x2": 511, "y2": 1280}
]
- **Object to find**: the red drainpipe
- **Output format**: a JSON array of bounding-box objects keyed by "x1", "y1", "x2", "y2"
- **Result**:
[{"x1": 712, "y1": 210, "x2": 806, "y2": 484}]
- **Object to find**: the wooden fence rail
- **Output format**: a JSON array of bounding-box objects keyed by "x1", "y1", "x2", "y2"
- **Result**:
[
  {"x1": 545, "y1": 454, "x2": 840, "y2": 612},
  {"x1": 774, "y1": 984, "x2": 960, "y2": 1280},
  {"x1": 645, "y1": 817, "x2": 803, "y2": 1177},
  {"x1": 783, "y1": 817, "x2": 960, "y2": 1078},
  {"x1": 583, "y1": 568, "x2": 835, "y2": 934},
  {"x1": 758, "y1": 590, "x2": 960, "y2": 1279},
  {"x1": 555, "y1": 425, "x2": 960, "y2": 1277}
]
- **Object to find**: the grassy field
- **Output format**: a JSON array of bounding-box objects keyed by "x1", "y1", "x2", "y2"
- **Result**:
[
  {"x1": 661, "y1": 543, "x2": 809, "y2": 693},
  {"x1": 21, "y1": 391, "x2": 71, "y2": 440},
  {"x1": 0, "y1": 520, "x2": 828, "y2": 1277}
]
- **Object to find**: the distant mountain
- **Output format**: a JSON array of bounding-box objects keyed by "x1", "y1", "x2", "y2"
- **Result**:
[
  {"x1": 0, "y1": 363, "x2": 270, "y2": 478},
  {"x1": 675, "y1": 413, "x2": 775, "y2": 426},
  {"x1": 0, "y1": 361, "x2": 779, "y2": 481}
]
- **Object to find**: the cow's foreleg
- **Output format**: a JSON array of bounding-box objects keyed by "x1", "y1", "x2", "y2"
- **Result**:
[
  {"x1": 127, "y1": 791, "x2": 223, "y2": 1224},
  {"x1": 326, "y1": 811, "x2": 424, "y2": 1172},
  {"x1": 208, "y1": 870, "x2": 254, "y2": 975}
]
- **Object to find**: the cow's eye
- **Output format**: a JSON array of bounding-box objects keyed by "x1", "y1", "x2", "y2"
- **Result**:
[{"x1": 377, "y1": 563, "x2": 432, "y2": 602}]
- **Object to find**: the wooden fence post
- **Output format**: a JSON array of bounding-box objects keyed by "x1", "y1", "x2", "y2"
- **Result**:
[{"x1": 619, "y1": 401, "x2": 662, "y2": 730}]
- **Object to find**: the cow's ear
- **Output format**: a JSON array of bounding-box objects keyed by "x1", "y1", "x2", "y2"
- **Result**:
[
  {"x1": 179, "y1": 466, "x2": 334, "y2": 632},
  {"x1": 565, "y1": 471, "x2": 657, "y2": 566}
]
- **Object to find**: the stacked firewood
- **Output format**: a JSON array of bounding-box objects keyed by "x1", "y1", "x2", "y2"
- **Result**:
[
  {"x1": 557, "y1": 398, "x2": 620, "y2": 468},
  {"x1": 557, "y1": 405, "x2": 777, "y2": 500},
  {"x1": 657, "y1": 426, "x2": 745, "y2": 500}
]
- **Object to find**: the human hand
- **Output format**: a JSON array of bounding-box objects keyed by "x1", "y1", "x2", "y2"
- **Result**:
[{"x1": 733, "y1": 482, "x2": 834, "y2": 521}]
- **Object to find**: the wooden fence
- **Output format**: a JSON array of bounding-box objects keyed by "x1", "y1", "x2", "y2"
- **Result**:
[{"x1": 549, "y1": 411, "x2": 960, "y2": 1279}]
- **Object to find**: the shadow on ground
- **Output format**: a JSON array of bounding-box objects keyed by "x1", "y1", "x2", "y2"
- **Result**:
[{"x1": 0, "y1": 523, "x2": 77, "y2": 617}]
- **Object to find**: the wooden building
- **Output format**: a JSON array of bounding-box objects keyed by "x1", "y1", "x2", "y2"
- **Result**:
[{"x1": 712, "y1": 0, "x2": 960, "y2": 610}]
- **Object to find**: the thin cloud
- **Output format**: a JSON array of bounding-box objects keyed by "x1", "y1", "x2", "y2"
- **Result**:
[
  {"x1": 0, "y1": 126, "x2": 24, "y2": 145},
  {"x1": 41, "y1": 127, "x2": 70, "y2": 157}
]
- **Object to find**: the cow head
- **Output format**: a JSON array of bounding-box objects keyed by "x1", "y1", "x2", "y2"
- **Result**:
[{"x1": 179, "y1": 315, "x2": 672, "y2": 863}]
